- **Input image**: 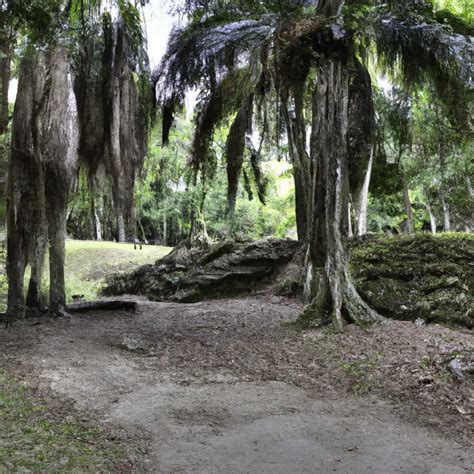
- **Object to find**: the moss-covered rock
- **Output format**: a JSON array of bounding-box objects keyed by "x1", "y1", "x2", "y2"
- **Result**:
[
  {"x1": 104, "y1": 234, "x2": 473, "y2": 328},
  {"x1": 104, "y1": 239, "x2": 300, "y2": 303},
  {"x1": 350, "y1": 234, "x2": 473, "y2": 328}
]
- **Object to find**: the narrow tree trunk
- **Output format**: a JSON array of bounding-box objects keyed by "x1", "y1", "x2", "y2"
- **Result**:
[
  {"x1": 353, "y1": 145, "x2": 374, "y2": 236},
  {"x1": 163, "y1": 205, "x2": 167, "y2": 246},
  {"x1": 347, "y1": 201, "x2": 353, "y2": 238},
  {"x1": 95, "y1": 208, "x2": 102, "y2": 240},
  {"x1": 138, "y1": 218, "x2": 148, "y2": 244},
  {"x1": 442, "y1": 198, "x2": 451, "y2": 232},
  {"x1": 424, "y1": 202, "x2": 437, "y2": 235},
  {"x1": 281, "y1": 89, "x2": 311, "y2": 242},
  {"x1": 0, "y1": 40, "x2": 12, "y2": 135},
  {"x1": 6, "y1": 50, "x2": 45, "y2": 318},
  {"x1": 298, "y1": 53, "x2": 382, "y2": 331},
  {"x1": 102, "y1": 18, "x2": 146, "y2": 244},
  {"x1": 402, "y1": 180, "x2": 415, "y2": 234}
]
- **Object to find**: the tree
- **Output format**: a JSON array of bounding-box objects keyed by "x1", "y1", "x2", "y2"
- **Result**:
[
  {"x1": 155, "y1": 0, "x2": 473, "y2": 329},
  {"x1": 4, "y1": 0, "x2": 152, "y2": 318}
]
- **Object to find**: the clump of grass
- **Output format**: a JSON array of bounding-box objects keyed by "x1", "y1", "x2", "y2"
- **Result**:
[
  {"x1": 341, "y1": 357, "x2": 382, "y2": 394},
  {"x1": 0, "y1": 372, "x2": 125, "y2": 471}
]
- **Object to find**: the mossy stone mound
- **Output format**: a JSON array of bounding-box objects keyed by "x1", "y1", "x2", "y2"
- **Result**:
[{"x1": 351, "y1": 234, "x2": 473, "y2": 328}]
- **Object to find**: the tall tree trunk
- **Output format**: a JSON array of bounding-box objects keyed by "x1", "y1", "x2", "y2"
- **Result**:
[
  {"x1": 45, "y1": 178, "x2": 68, "y2": 312},
  {"x1": 117, "y1": 213, "x2": 126, "y2": 243},
  {"x1": 163, "y1": 205, "x2": 167, "y2": 246},
  {"x1": 35, "y1": 47, "x2": 79, "y2": 313},
  {"x1": 298, "y1": 53, "x2": 382, "y2": 331},
  {"x1": 6, "y1": 51, "x2": 45, "y2": 318},
  {"x1": 347, "y1": 201, "x2": 353, "y2": 238},
  {"x1": 347, "y1": 57, "x2": 375, "y2": 237},
  {"x1": 103, "y1": 18, "x2": 146, "y2": 243},
  {"x1": 226, "y1": 96, "x2": 252, "y2": 216},
  {"x1": 281, "y1": 87, "x2": 311, "y2": 242}
]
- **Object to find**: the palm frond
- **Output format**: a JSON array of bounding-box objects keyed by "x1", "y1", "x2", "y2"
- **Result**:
[{"x1": 372, "y1": 12, "x2": 473, "y2": 129}]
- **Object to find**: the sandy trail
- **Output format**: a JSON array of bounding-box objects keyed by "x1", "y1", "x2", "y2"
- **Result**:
[{"x1": 1, "y1": 296, "x2": 472, "y2": 473}]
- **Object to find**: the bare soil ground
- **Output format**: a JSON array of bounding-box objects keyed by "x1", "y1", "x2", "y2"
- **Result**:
[{"x1": 0, "y1": 295, "x2": 472, "y2": 473}]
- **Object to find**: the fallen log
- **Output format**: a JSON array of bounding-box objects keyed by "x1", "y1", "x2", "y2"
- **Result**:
[
  {"x1": 67, "y1": 300, "x2": 137, "y2": 313},
  {"x1": 0, "y1": 300, "x2": 137, "y2": 325}
]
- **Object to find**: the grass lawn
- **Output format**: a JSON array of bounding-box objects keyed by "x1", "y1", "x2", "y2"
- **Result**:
[{"x1": 0, "y1": 239, "x2": 172, "y2": 312}]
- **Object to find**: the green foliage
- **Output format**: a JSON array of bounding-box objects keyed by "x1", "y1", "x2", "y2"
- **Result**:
[
  {"x1": 135, "y1": 116, "x2": 297, "y2": 244},
  {"x1": 2, "y1": 0, "x2": 64, "y2": 44},
  {"x1": 117, "y1": 0, "x2": 143, "y2": 52},
  {"x1": 430, "y1": 0, "x2": 474, "y2": 25},
  {"x1": 369, "y1": 83, "x2": 472, "y2": 233}
]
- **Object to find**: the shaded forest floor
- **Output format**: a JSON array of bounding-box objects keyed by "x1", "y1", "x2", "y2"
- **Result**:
[
  {"x1": 0, "y1": 295, "x2": 472, "y2": 472},
  {"x1": 0, "y1": 235, "x2": 473, "y2": 471}
]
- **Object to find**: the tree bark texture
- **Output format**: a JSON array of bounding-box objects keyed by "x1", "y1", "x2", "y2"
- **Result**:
[
  {"x1": 425, "y1": 202, "x2": 437, "y2": 235},
  {"x1": 298, "y1": 52, "x2": 382, "y2": 330},
  {"x1": 281, "y1": 86, "x2": 311, "y2": 242},
  {"x1": 0, "y1": 40, "x2": 12, "y2": 135},
  {"x1": 442, "y1": 199, "x2": 451, "y2": 232},
  {"x1": 7, "y1": 52, "x2": 46, "y2": 317},
  {"x1": 103, "y1": 18, "x2": 147, "y2": 242},
  {"x1": 7, "y1": 47, "x2": 79, "y2": 317},
  {"x1": 226, "y1": 95, "x2": 253, "y2": 216},
  {"x1": 347, "y1": 57, "x2": 375, "y2": 237},
  {"x1": 353, "y1": 145, "x2": 374, "y2": 236}
]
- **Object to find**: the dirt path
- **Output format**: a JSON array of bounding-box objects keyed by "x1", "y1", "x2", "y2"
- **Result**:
[{"x1": 1, "y1": 296, "x2": 472, "y2": 472}]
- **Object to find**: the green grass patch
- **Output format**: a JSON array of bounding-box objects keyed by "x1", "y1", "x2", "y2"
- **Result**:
[
  {"x1": 0, "y1": 239, "x2": 172, "y2": 311},
  {"x1": 60, "y1": 240, "x2": 171, "y2": 302},
  {"x1": 0, "y1": 372, "x2": 124, "y2": 471}
]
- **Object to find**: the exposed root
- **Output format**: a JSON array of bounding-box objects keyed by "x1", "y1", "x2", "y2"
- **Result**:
[{"x1": 296, "y1": 266, "x2": 384, "y2": 332}]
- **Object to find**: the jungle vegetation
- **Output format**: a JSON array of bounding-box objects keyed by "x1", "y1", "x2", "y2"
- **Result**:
[{"x1": 0, "y1": 0, "x2": 472, "y2": 330}]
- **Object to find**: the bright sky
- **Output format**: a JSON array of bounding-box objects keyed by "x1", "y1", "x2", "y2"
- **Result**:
[{"x1": 142, "y1": 2, "x2": 176, "y2": 69}]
